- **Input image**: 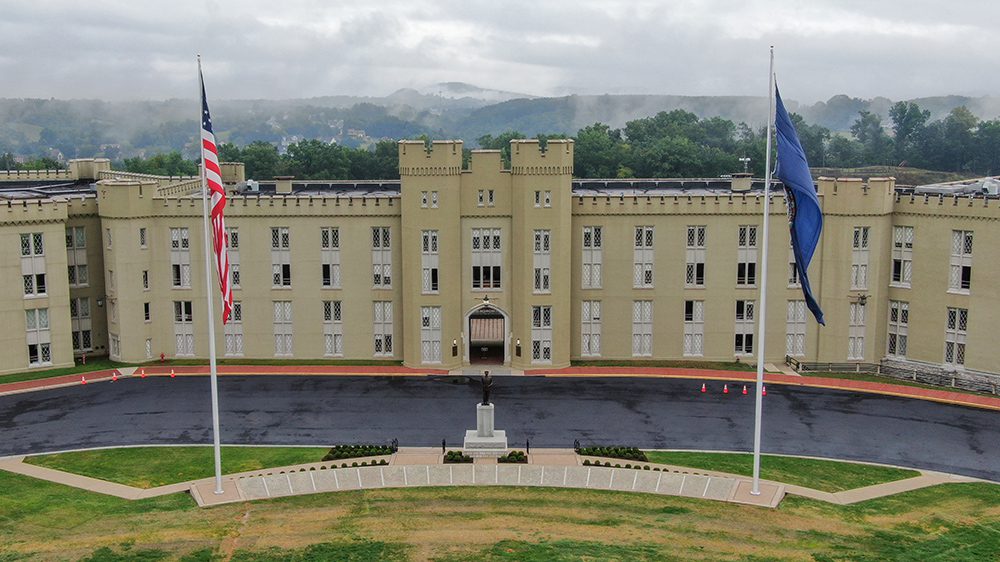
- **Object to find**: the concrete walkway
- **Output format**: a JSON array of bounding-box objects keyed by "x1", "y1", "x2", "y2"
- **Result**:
[{"x1": 1, "y1": 447, "x2": 981, "y2": 511}]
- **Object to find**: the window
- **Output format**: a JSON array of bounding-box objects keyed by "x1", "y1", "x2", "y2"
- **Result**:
[
  {"x1": 109, "y1": 298, "x2": 118, "y2": 324},
  {"x1": 487, "y1": 189, "x2": 495, "y2": 206},
  {"x1": 170, "y1": 227, "x2": 191, "y2": 288},
  {"x1": 321, "y1": 227, "x2": 341, "y2": 289},
  {"x1": 544, "y1": 190, "x2": 552, "y2": 207},
  {"x1": 421, "y1": 230, "x2": 439, "y2": 294},
  {"x1": 581, "y1": 300, "x2": 601, "y2": 357},
  {"x1": 786, "y1": 300, "x2": 806, "y2": 357},
  {"x1": 139, "y1": 227, "x2": 147, "y2": 248},
  {"x1": 372, "y1": 227, "x2": 391, "y2": 288},
  {"x1": 431, "y1": 191, "x2": 438, "y2": 208},
  {"x1": 533, "y1": 230, "x2": 551, "y2": 293},
  {"x1": 633, "y1": 226, "x2": 654, "y2": 288},
  {"x1": 273, "y1": 301, "x2": 293, "y2": 356},
  {"x1": 471, "y1": 228, "x2": 502, "y2": 289},
  {"x1": 683, "y1": 300, "x2": 704, "y2": 357},
  {"x1": 735, "y1": 300, "x2": 755, "y2": 355},
  {"x1": 788, "y1": 241, "x2": 800, "y2": 288},
  {"x1": 848, "y1": 302, "x2": 866, "y2": 360},
  {"x1": 420, "y1": 306, "x2": 442, "y2": 363},
  {"x1": 686, "y1": 226, "x2": 706, "y2": 288},
  {"x1": 70, "y1": 298, "x2": 92, "y2": 353},
  {"x1": 887, "y1": 300, "x2": 908, "y2": 358},
  {"x1": 227, "y1": 227, "x2": 240, "y2": 289},
  {"x1": 421, "y1": 191, "x2": 428, "y2": 208},
  {"x1": 373, "y1": 301, "x2": 393, "y2": 356},
  {"x1": 582, "y1": 226, "x2": 602, "y2": 289},
  {"x1": 737, "y1": 225, "x2": 758, "y2": 286},
  {"x1": 143, "y1": 302, "x2": 150, "y2": 322},
  {"x1": 109, "y1": 334, "x2": 120, "y2": 360},
  {"x1": 142, "y1": 270, "x2": 149, "y2": 290},
  {"x1": 891, "y1": 226, "x2": 913, "y2": 287},
  {"x1": 534, "y1": 191, "x2": 541, "y2": 208},
  {"x1": 271, "y1": 227, "x2": 291, "y2": 287},
  {"x1": 225, "y1": 301, "x2": 244, "y2": 357},
  {"x1": 851, "y1": 226, "x2": 870, "y2": 290},
  {"x1": 323, "y1": 301, "x2": 343, "y2": 357},
  {"x1": 632, "y1": 300, "x2": 653, "y2": 356},
  {"x1": 107, "y1": 270, "x2": 114, "y2": 293},
  {"x1": 25, "y1": 308, "x2": 51, "y2": 366},
  {"x1": 945, "y1": 307, "x2": 968, "y2": 367},
  {"x1": 949, "y1": 230, "x2": 973, "y2": 292},
  {"x1": 477, "y1": 190, "x2": 485, "y2": 207},
  {"x1": 531, "y1": 305, "x2": 552, "y2": 363},
  {"x1": 145, "y1": 338, "x2": 152, "y2": 360},
  {"x1": 173, "y1": 301, "x2": 194, "y2": 356},
  {"x1": 21, "y1": 232, "x2": 46, "y2": 297},
  {"x1": 66, "y1": 226, "x2": 87, "y2": 287},
  {"x1": 105, "y1": 228, "x2": 112, "y2": 249}
]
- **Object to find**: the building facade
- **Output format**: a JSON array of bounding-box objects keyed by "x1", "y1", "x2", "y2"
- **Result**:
[{"x1": 1, "y1": 140, "x2": 997, "y2": 378}]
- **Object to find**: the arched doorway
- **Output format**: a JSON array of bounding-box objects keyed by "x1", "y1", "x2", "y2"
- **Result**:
[{"x1": 465, "y1": 304, "x2": 508, "y2": 366}]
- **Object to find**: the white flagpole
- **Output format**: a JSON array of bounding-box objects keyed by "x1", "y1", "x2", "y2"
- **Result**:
[
  {"x1": 751, "y1": 46, "x2": 775, "y2": 496},
  {"x1": 197, "y1": 54, "x2": 225, "y2": 495}
]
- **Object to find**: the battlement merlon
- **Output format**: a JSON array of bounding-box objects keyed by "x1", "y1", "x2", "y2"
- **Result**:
[
  {"x1": 816, "y1": 176, "x2": 895, "y2": 215},
  {"x1": 510, "y1": 139, "x2": 574, "y2": 175},
  {"x1": 398, "y1": 140, "x2": 463, "y2": 176},
  {"x1": 466, "y1": 150, "x2": 504, "y2": 174}
]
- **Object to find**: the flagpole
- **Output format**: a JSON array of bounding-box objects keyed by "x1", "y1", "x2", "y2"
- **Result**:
[
  {"x1": 198, "y1": 54, "x2": 225, "y2": 495},
  {"x1": 751, "y1": 46, "x2": 775, "y2": 496}
]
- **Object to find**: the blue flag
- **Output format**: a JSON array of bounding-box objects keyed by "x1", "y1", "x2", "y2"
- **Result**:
[{"x1": 775, "y1": 86, "x2": 824, "y2": 325}]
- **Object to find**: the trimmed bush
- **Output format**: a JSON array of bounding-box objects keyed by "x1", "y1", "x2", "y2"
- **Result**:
[
  {"x1": 443, "y1": 450, "x2": 473, "y2": 464},
  {"x1": 576, "y1": 445, "x2": 648, "y2": 463},
  {"x1": 322, "y1": 444, "x2": 395, "y2": 462},
  {"x1": 498, "y1": 451, "x2": 528, "y2": 464}
]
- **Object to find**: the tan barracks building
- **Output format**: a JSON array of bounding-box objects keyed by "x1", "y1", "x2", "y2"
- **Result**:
[{"x1": 0, "y1": 139, "x2": 997, "y2": 379}]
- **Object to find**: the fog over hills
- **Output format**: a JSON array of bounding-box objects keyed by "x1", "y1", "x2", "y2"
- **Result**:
[{"x1": 2, "y1": 83, "x2": 998, "y2": 160}]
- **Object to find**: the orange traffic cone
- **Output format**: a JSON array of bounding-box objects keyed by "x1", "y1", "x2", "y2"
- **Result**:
[
  {"x1": 700, "y1": 383, "x2": 706, "y2": 393},
  {"x1": 112, "y1": 371, "x2": 118, "y2": 382},
  {"x1": 80, "y1": 376, "x2": 87, "y2": 385},
  {"x1": 742, "y1": 385, "x2": 748, "y2": 395},
  {"x1": 762, "y1": 385, "x2": 767, "y2": 396},
  {"x1": 170, "y1": 369, "x2": 176, "y2": 378},
  {"x1": 140, "y1": 368, "x2": 146, "y2": 378},
  {"x1": 723, "y1": 384, "x2": 729, "y2": 394}
]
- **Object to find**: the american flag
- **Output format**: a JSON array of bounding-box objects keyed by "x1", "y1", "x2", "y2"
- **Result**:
[{"x1": 200, "y1": 70, "x2": 233, "y2": 324}]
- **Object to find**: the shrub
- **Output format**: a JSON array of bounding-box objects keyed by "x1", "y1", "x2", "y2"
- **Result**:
[
  {"x1": 574, "y1": 445, "x2": 648, "y2": 463},
  {"x1": 582, "y1": 459, "x2": 591, "y2": 466},
  {"x1": 643, "y1": 465, "x2": 650, "y2": 470},
  {"x1": 444, "y1": 450, "x2": 473, "y2": 464},
  {"x1": 498, "y1": 451, "x2": 527, "y2": 464},
  {"x1": 351, "y1": 462, "x2": 358, "y2": 467},
  {"x1": 341, "y1": 463, "x2": 348, "y2": 468}
]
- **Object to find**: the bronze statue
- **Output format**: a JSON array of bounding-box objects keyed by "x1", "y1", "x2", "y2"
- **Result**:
[{"x1": 481, "y1": 370, "x2": 494, "y2": 405}]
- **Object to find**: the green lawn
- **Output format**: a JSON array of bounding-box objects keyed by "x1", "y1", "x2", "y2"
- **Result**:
[
  {"x1": 644, "y1": 450, "x2": 920, "y2": 492},
  {"x1": 1, "y1": 467, "x2": 998, "y2": 561},
  {"x1": 571, "y1": 359, "x2": 755, "y2": 371},
  {"x1": 0, "y1": 357, "x2": 126, "y2": 385},
  {"x1": 803, "y1": 370, "x2": 992, "y2": 397},
  {"x1": 25, "y1": 446, "x2": 330, "y2": 488}
]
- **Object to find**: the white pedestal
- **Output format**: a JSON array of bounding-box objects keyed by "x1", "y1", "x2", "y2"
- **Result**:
[{"x1": 464, "y1": 402, "x2": 507, "y2": 457}]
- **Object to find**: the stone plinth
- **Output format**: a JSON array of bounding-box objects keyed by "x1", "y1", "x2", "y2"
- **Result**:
[{"x1": 464, "y1": 402, "x2": 507, "y2": 458}]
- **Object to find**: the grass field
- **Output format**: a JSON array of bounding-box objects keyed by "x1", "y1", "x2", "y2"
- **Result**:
[
  {"x1": 0, "y1": 469, "x2": 998, "y2": 560},
  {"x1": 643, "y1": 451, "x2": 920, "y2": 493},
  {"x1": 24, "y1": 446, "x2": 330, "y2": 488}
]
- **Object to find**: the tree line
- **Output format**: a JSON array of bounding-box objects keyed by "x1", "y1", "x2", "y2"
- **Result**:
[{"x1": 17, "y1": 100, "x2": 996, "y2": 180}]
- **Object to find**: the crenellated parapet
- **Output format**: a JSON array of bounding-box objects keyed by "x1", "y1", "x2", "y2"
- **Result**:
[
  {"x1": 510, "y1": 139, "x2": 573, "y2": 176},
  {"x1": 816, "y1": 176, "x2": 895, "y2": 216},
  {"x1": 398, "y1": 140, "x2": 463, "y2": 176},
  {"x1": 0, "y1": 197, "x2": 69, "y2": 225},
  {"x1": 892, "y1": 191, "x2": 1000, "y2": 221}
]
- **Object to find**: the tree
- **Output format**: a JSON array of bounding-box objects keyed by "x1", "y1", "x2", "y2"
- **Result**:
[
  {"x1": 850, "y1": 111, "x2": 893, "y2": 166},
  {"x1": 477, "y1": 131, "x2": 525, "y2": 167},
  {"x1": 122, "y1": 151, "x2": 197, "y2": 176},
  {"x1": 284, "y1": 139, "x2": 350, "y2": 179},
  {"x1": 573, "y1": 123, "x2": 625, "y2": 178},
  {"x1": 239, "y1": 141, "x2": 284, "y2": 180},
  {"x1": 889, "y1": 101, "x2": 930, "y2": 165},
  {"x1": 790, "y1": 113, "x2": 830, "y2": 167}
]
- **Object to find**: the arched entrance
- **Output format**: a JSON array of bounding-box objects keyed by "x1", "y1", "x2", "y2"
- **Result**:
[{"x1": 464, "y1": 303, "x2": 509, "y2": 366}]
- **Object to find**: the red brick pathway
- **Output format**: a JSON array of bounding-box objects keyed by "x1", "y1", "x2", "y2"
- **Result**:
[{"x1": 3, "y1": 364, "x2": 999, "y2": 411}]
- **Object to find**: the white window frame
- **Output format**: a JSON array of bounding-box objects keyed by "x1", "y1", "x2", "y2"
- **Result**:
[
  {"x1": 273, "y1": 300, "x2": 293, "y2": 356},
  {"x1": 170, "y1": 227, "x2": 191, "y2": 289},
  {"x1": 582, "y1": 226, "x2": 602, "y2": 289},
  {"x1": 533, "y1": 229, "x2": 551, "y2": 294},
  {"x1": 735, "y1": 300, "x2": 755, "y2": 355},
  {"x1": 683, "y1": 300, "x2": 704, "y2": 357},
  {"x1": 891, "y1": 226, "x2": 913, "y2": 288},
  {"x1": 471, "y1": 228, "x2": 502, "y2": 290},
  {"x1": 224, "y1": 301, "x2": 244, "y2": 357},
  {"x1": 949, "y1": 230, "x2": 973, "y2": 293},
  {"x1": 373, "y1": 301, "x2": 393, "y2": 357},
  {"x1": 786, "y1": 300, "x2": 806, "y2": 357},
  {"x1": 70, "y1": 297, "x2": 92, "y2": 354},
  {"x1": 372, "y1": 226, "x2": 392, "y2": 289},
  {"x1": 422, "y1": 230, "x2": 439, "y2": 294},
  {"x1": 686, "y1": 226, "x2": 706, "y2": 288},
  {"x1": 66, "y1": 226, "x2": 88, "y2": 288},
  {"x1": 323, "y1": 300, "x2": 343, "y2": 357},
  {"x1": 581, "y1": 300, "x2": 601, "y2": 357},
  {"x1": 420, "y1": 306, "x2": 442, "y2": 364},
  {"x1": 173, "y1": 301, "x2": 194, "y2": 357},
  {"x1": 737, "y1": 225, "x2": 758, "y2": 287},
  {"x1": 632, "y1": 300, "x2": 653, "y2": 357},
  {"x1": 633, "y1": 226, "x2": 654, "y2": 288},
  {"x1": 531, "y1": 305, "x2": 552, "y2": 363},
  {"x1": 887, "y1": 300, "x2": 908, "y2": 359},
  {"x1": 321, "y1": 227, "x2": 341, "y2": 289},
  {"x1": 848, "y1": 301, "x2": 866, "y2": 360},
  {"x1": 25, "y1": 308, "x2": 51, "y2": 366},
  {"x1": 139, "y1": 227, "x2": 147, "y2": 249},
  {"x1": 271, "y1": 227, "x2": 291, "y2": 288},
  {"x1": 21, "y1": 232, "x2": 47, "y2": 298},
  {"x1": 944, "y1": 307, "x2": 968, "y2": 368},
  {"x1": 227, "y1": 227, "x2": 240, "y2": 289},
  {"x1": 851, "y1": 226, "x2": 870, "y2": 290}
]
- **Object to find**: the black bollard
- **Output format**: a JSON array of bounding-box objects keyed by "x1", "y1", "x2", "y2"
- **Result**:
[
  {"x1": 526, "y1": 439, "x2": 530, "y2": 455},
  {"x1": 441, "y1": 438, "x2": 446, "y2": 453}
]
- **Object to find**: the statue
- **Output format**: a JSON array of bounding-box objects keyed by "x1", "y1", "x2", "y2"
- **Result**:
[{"x1": 481, "y1": 370, "x2": 494, "y2": 405}]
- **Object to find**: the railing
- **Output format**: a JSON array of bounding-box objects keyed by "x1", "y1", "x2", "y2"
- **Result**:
[
  {"x1": 786, "y1": 356, "x2": 1000, "y2": 395},
  {"x1": 156, "y1": 178, "x2": 201, "y2": 197}
]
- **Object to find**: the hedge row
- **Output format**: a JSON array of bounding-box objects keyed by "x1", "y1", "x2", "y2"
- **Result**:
[
  {"x1": 582, "y1": 459, "x2": 656, "y2": 470},
  {"x1": 322, "y1": 444, "x2": 395, "y2": 462},
  {"x1": 498, "y1": 450, "x2": 527, "y2": 464},
  {"x1": 575, "y1": 446, "x2": 647, "y2": 462},
  {"x1": 444, "y1": 450, "x2": 473, "y2": 464}
]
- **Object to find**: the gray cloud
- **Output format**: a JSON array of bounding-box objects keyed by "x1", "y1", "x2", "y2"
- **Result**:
[{"x1": 0, "y1": 0, "x2": 997, "y2": 102}]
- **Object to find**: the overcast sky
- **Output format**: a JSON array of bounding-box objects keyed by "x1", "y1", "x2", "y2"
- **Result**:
[{"x1": 1, "y1": 0, "x2": 996, "y2": 103}]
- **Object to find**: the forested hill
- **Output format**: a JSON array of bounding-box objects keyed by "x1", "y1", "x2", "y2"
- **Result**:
[{"x1": 1, "y1": 89, "x2": 999, "y2": 162}]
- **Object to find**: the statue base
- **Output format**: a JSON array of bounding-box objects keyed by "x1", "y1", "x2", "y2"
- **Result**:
[{"x1": 463, "y1": 402, "x2": 507, "y2": 458}]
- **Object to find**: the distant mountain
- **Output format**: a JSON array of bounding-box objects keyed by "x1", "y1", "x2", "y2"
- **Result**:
[{"x1": 2, "y1": 87, "x2": 998, "y2": 160}]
